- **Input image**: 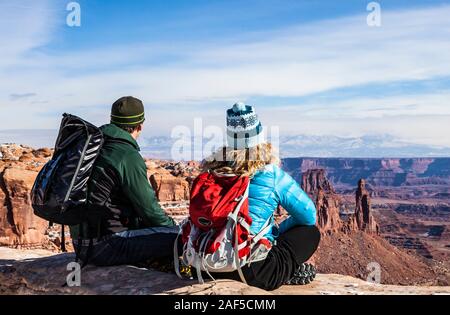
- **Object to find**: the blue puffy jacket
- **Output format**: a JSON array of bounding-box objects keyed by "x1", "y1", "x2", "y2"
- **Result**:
[{"x1": 248, "y1": 164, "x2": 316, "y2": 242}]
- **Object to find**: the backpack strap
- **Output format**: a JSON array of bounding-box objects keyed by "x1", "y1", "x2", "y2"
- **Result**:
[
  {"x1": 251, "y1": 214, "x2": 274, "y2": 246},
  {"x1": 60, "y1": 224, "x2": 67, "y2": 252},
  {"x1": 234, "y1": 222, "x2": 247, "y2": 284},
  {"x1": 79, "y1": 221, "x2": 100, "y2": 269},
  {"x1": 73, "y1": 223, "x2": 95, "y2": 268},
  {"x1": 174, "y1": 223, "x2": 184, "y2": 280},
  {"x1": 228, "y1": 181, "x2": 250, "y2": 222},
  {"x1": 81, "y1": 238, "x2": 94, "y2": 269},
  {"x1": 63, "y1": 224, "x2": 91, "y2": 288},
  {"x1": 230, "y1": 183, "x2": 250, "y2": 284}
]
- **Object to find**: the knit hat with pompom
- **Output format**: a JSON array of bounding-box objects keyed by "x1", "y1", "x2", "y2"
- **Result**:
[{"x1": 226, "y1": 102, "x2": 265, "y2": 149}]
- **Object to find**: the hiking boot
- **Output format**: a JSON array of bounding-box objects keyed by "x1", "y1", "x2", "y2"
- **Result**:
[
  {"x1": 179, "y1": 263, "x2": 194, "y2": 279},
  {"x1": 286, "y1": 263, "x2": 316, "y2": 285}
]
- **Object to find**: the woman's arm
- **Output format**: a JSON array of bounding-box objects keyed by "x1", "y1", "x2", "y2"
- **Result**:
[{"x1": 273, "y1": 166, "x2": 317, "y2": 234}]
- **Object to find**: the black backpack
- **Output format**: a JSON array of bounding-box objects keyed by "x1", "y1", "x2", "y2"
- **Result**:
[{"x1": 31, "y1": 114, "x2": 104, "y2": 233}]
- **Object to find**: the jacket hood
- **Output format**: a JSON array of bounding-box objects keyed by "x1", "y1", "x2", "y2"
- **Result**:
[{"x1": 100, "y1": 124, "x2": 140, "y2": 151}]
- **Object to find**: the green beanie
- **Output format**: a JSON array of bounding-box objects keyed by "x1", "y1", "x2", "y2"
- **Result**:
[{"x1": 110, "y1": 96, "x2": 146, "y2": 127}]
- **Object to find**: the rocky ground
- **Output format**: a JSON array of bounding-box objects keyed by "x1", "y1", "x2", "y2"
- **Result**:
[{"x1": 1, "y1": 247, "x2": 449, "y2": 295}]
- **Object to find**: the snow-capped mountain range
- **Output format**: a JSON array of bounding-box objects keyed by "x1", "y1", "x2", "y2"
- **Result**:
[
  {"x1": 1, "y1": 130, "x2": 450, "y2": 159},
  {"x1": 139, "y1": 134, "x2": 450, "y2": 159}
]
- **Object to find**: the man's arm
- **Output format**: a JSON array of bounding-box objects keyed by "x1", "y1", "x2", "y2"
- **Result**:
[{"x1": 120, "y1": 153, "x2": 175, "y2": 227}]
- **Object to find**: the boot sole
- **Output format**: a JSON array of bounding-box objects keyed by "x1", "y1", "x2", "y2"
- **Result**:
[{"x1": 286, "y1": 263, "x2": 316, "y2": 285}]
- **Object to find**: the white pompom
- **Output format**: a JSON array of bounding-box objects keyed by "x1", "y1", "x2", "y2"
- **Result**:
[{"x1": 232, "y1": 102, "x2": 246, "y2": 113}]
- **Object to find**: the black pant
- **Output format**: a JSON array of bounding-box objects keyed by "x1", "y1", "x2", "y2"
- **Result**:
[
  {"x1": 213, "y1": 225, "x2": 321, "y2": 291},
  {"x1": 74, "y1": 226, "x2": 180, "y2": 266}
]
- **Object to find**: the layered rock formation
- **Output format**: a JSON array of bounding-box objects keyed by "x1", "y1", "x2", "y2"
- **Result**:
[
  {"x1": 146, "y1": 160, "x2": 199, "y2": 202},
  {"x1": 0, "y1": 144, "x2": 31, "y2": 161},
  {"x1": 0, "y1": 168, "x2": 47, "y2": 246},
  {"x1": 283, "y1": 157, "x2": 450, "y2": 188},
  {"x1": 0, "y1": 145, "x2": 52, "y2": 248},
  {"x1": 149, "y1": 171, "x2": 190, "y2": 202},
  {"x1": 350, "y1": 179, "x2": 379, "y2": 234},
  {"x1": 300, "y1": 169, "x2": 379, "y2": 235},
  {"x1": 301, "y1": 169, "x2": 342, "y2": 233},
  {"x1": 145, "y1": 160, "x2": 199, "y2": 220},
  {"x1": 300, "y1": 169, "x2": 443, "y2": 285}
]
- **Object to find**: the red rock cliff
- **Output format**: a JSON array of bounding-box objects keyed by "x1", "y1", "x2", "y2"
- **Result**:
[
  {"x1": 300, "y1": 169, "x2": 380, "y2": 235},
  {"x1": 301, "y1": 169, "x2": 342, "y2": 233},
  {"x1": 350, "y1": 179, "x2": 379, "y2": 234},
  {"x1": 146, "y1": 160, "x2": 194, "y2": 202},
  {"x1": 0, "y1": 145, "x2": 51, "y2": 247}
]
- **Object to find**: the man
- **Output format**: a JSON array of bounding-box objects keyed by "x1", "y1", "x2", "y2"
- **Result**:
[{"x1": 70, "y1": 96, "x2": 178, "y2": 266}]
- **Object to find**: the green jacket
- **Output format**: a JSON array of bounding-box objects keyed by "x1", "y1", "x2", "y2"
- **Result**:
[{"x1": 70, "y1": 124, "x2": 175, "y2": 239}]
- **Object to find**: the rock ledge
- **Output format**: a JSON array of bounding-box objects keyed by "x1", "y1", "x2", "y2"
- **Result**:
[{"x1": 1, "y1": 248, "x2": 449, "y2": 295}]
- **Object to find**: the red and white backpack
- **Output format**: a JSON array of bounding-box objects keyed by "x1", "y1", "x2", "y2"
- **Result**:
[{"x1": 174, "y1": 171, "x2": 273, "y2": 284}]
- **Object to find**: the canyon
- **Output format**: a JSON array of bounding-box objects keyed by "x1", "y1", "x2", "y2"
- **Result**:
[
  {"x1": 283, "y1": 157, "x2": 450, "y2": 276},
  {"x1": 282, "y1": 157, "x2": 450, "y2": 188},
  {"x1": 297, "y1": 168, "x2": 440, "y2": 285},
  {"x1": 0, "y1": 144, "x2": 449, "y2": 288}
]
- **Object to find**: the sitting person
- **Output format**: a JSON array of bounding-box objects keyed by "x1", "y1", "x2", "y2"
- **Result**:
[
  {"x1": 199, "y1": 102, "x2": 320, "y2": 291},
  {"x1": 69, "y1": 96, "x2": 178, "y2": 266}
]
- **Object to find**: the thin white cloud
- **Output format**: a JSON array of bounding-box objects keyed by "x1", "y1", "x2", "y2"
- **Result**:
[
  {"x1": 3, "y1": 4, "x2": 450, "y2": 104},
  {"x1": 257, "y1": 92, "x2": 450, "y2": 147},
  {"x1": 0, "y1": 0, "x2": 56, "y2": 69},
  {"x1": 0, "y1": 3, "x2": 449, "y2": 149}
]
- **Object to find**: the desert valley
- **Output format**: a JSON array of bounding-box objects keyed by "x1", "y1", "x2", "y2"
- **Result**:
[{"x1": 283, "y1": 157, "x2": 450, "y2": 281}]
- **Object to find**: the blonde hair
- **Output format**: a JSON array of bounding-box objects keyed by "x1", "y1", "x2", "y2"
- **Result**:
[{"x1": 202, "y1": 142, "x2": 280, "y2": 177}]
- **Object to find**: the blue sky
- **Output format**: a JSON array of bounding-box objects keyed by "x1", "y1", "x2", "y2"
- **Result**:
[{"x1": 1, "y1": 0, "x2": 450, "y2": 149}]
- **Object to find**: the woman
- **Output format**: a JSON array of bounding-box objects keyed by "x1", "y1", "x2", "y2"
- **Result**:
[{"x1": 201, "y1": 102, "x2": 320, "y2": 291}]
